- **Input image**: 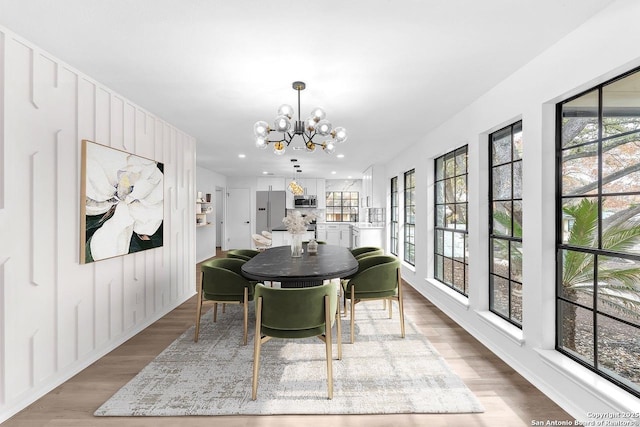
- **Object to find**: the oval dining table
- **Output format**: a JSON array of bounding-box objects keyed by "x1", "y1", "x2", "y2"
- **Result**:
[{"x1": 240, "y1": 244, "x2": 358, "y2": 287}]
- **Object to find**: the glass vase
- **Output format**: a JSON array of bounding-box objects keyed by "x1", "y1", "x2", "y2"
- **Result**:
[{"x1": 290, "y1": 233, "x2": 303, "y2": 257}]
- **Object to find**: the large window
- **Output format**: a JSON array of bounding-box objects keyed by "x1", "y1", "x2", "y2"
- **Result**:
[
  {"x1": 390, "y1": 176, "x2": 399, "y2": 255},
  {"x1": 489, "y1": 121, "x2": 523, "y2": 327},
  {"x1": 404, "y1": 169, "x2": 415, "y2": 265},
  {"x1": 325, "y1": 192, "x2": 359, "y2": 222},
  {"x1": 434, "y1": 146, "x2": 468, "y2": 295},
  {"x1": 557, "y1": 67, "x2": 640, "y2": 397}
]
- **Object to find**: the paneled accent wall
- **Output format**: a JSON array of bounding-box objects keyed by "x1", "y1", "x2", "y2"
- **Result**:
[{"x1": 0, "y1": 27, "x2": 196, "y2": 421}]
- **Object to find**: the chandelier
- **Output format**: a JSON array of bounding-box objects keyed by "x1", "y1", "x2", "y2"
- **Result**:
[
  {"x1": 254, "y1": 81, "x2": 348, "y2": 155},
  {"x1": 288, "y1": 159, "x2": 304, "y2": 195}
]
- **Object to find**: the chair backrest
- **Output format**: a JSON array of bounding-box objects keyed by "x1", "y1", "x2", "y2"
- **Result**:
[
  {"x1": 254, "y1": 282, "x2": 338, "y2": 336},
  {"x1": 200, "y1": 258, "x2": 253, "y2": 299},
  {"x1": 227, "y1": 249, "x2": 260, "y2": 261},
  {"x1": 355, "y1": 248, "x2": 383, "y2": 259},
  {"x1": 351, "y1": 246, "x2": 383, "y2": 258},
  {"x1": 252, "y1": 234, "x2": 271, "y2": 248},
  {"x1": 347, "y1": 255, "x2": 400, "y2": 293},
  {"x1": 261, "y1": 230, "x2": 272, "y2": 240}
]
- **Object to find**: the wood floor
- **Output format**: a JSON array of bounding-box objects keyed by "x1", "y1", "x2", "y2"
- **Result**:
[{"x1": 4, "y1": 252, "x2": 572, "y2": 427}]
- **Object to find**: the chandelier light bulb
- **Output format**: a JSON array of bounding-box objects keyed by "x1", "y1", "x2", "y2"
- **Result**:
[
  {"x1": 316, "y1": 119, "x2": 332, "y2": 136},
  {"x1": 332, "y1": 126, "x2": 348, "y2": 143},
  {"x1": 273, "y1": 115, "x2": 291, "y2": 132},
  {"x1": 254, "y1": 121, "x2": 270, "y2": 138},
  {"x1": 274, "y1": 141, "x2": 286, "y2": 155},
  {"x1": 277, "y1": 104, "x2": 294, "y2": 119},
  {"x1": 306, "y1": 141, "x2": 316, "y2": 152},
  {"x1": 309, "y1": 107, "x2": 326, "y2": 122},
  {"x1": 324, "y1": 141, "x2": 335, "y2": 154},
  {"x1": 305, "y1": 117, "x2": 317, "y2": 132},
  {"x1": 255, "y1": 137, "x2": 268, "y2": 149}
]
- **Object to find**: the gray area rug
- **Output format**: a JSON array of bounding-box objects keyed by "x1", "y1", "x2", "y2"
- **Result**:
[{"x1": 95, "y1": 298, "x2": 484, "y2": 416}]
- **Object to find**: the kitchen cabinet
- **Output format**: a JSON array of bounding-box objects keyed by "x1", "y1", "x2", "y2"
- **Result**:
[
  {"x1": 354, "y1": 226, "x2": 385, "y2": 248},
  {"x1": 316, "y1": 179, "x2": 326, "y2": 208},
  {"x1": 257, "y1": 177, "x2": 285, "y2": 191},
  {"x1": 362, "y1": 164, "x2": 386, "y2": 208},
  {"x1": 317, "y1": 223, "x2": 353, "y2": 248}
]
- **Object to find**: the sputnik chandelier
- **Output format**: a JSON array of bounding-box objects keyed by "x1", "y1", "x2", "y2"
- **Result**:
[{"x1": 254, "y1": 81, "x2": 348, "y2": 155}]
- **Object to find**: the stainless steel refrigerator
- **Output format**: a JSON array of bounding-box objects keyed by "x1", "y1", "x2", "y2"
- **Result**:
[{"x1": 255, "y1": 190, "x2": 286, "y2": 233}]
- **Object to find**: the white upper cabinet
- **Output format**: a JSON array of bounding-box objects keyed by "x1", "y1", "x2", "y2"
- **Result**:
[
  {"x1": 362, "y1": 164, "x2": 386, "y2": 208},
  {"x1": 257, "y1": 177, "x2": 285, "y2": 191}
]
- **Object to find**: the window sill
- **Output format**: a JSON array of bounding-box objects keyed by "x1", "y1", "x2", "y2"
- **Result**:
[
  {"x1": 535, "y1": 349, "x2": 640, "y2": 412},
  {"x1": 475, "y1": 310, "x2": 525, "y2": 346},
  {"x1": 425, "y1": 278, "x2": 470, "y2": 310},
  {"x1": 401, "y1": 261, "x2": 416, "y2": 272}
]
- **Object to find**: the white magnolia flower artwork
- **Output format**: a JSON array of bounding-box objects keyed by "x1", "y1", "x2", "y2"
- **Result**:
[{"x1": 81, "y1": 140, "x2": 164, "y2": 263}]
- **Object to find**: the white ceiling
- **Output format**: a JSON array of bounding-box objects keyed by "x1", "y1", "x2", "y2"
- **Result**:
[{"x1": 0, "y1": 0, "x2": 616, "y2": 179}]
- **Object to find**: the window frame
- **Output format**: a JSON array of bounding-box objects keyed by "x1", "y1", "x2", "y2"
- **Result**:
[
  {"x1": 325, "y1": 191, "x2": 359, "y2": 222},
  {"x1": 434, "y1": 146, "x2": 469, "y2": 296},
  {"x1": 488, "y1": 121, "x2": 523, "y2": 328},
  {"x1": 404, "y1": 169, "x2": 416, "y2": 265},
  {"x1": 556, "y1": 66, "x2": 640, "y2": 399},
  {"x1": 390, "y1": 176, "x2": 399, "y2": 255}
]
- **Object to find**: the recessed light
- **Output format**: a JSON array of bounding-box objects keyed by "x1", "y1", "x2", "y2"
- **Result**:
[
  {"x1": 238, "y1": 154, "x2": 246, "y2": 158},
  {"x1": 347, "y1": 176, "x2": 352, "y2": 179},
  {"x1": 262, "y1": 171, "x2": 269, "y2": 175},
  {"x1": 337, "y1": 154, "x2": 344, "y2": 158},
  {"x1": 331, "y1": 171, "x2": 337, "y2": 174}
]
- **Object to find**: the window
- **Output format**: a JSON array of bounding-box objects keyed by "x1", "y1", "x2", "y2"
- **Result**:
[
  {"x1": 434, "y1": 146, "x2": 468, "y2": 295},
  {"x1": 325, "y1": 192, "x2": 359, "y2": 222},
  {"x1": 390, "y1": 176, "x2": 399, "y2": 255},
  {"x1": 404, "y1": 169, "x2": 415, "y2": 265},
  {"x1": 489, "y1": 121, "x2": 523, "y2": 327},
  {"x1": 557, "y1": 67, "x2": 640, "y2": 398}
]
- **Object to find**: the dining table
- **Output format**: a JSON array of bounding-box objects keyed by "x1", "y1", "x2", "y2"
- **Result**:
[{"x1": 240, "y1": 244, "x2": 358, "y2": 287}]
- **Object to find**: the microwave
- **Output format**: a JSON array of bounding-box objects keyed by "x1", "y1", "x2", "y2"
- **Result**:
[{"x1": 294, "y1": 195, "x2": 317, "y2": 208}]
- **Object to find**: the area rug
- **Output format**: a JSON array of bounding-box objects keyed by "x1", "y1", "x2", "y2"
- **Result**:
[{"x1": 94, "y1": 299, "x2": 484, "y2": 416}]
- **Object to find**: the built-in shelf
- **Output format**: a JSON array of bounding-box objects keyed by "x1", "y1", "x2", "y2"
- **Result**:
[{"x1": 196, "y1": 196, "x2": 213, "y2": 227}]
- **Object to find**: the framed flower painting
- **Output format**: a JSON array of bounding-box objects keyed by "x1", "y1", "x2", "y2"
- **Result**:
[{"x1": 80, "y1": 140, "x2": 164, "y2": 264}]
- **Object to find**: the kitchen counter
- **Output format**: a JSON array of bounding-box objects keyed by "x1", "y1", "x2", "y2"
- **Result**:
[{"x1": 271, "y1": 224, "x2": 316, "y2": 232}]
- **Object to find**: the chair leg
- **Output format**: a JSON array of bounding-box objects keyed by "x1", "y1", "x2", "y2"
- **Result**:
[
  {"x1": 388, "y1": 297, "x2": 393, "y2": 319},
  {"x1": 243, "y1": 287, "x2": 249, "y2": 346},
  {"x1": 252, "y1": 297, "x2": 263, "y2": 400},
  {"x1": 350, "y1": 286, "x2": 356, "y2": 344},
  {"x1": 398, "y1": 269, "x2": 406, "y2": 338},
  {"x1": 213, "y1": 303, "x2": 218, "y2": 322},
  {"x1": 194, "y1": 271, "x2": 204, "y2": 342},
  {"x1": 194, "y1": 296, "x2": 203, "y2": 343},
  {"x1": 382, "y1": 299, "x2": 386, "y2": 310},
  {"x1": 336, "y1": 297, "x2": 342, "y2": 360},
  {"x1": 324, "y1": 295, "x2": 333, "y2": 399}
]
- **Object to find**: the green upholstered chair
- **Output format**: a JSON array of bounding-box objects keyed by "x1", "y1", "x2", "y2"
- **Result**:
[
  {"x1": 226, "y1": 248, "x2": 260, "y2": 261},
  {"x1": 343, "y1": 255, "x2": 405, "y2": 344},
  {"x1": 251, "y1": 281, "x2": 341, "y2": 400},
  {"x1": 350, "y1": 246, "x2": 383, "y2": 259},
  {"x1": 194, "y1": 258, "x2": 256, "y2": 345}
]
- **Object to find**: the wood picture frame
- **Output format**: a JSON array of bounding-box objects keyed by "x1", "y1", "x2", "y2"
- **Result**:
[{"x1": 80, "y1": 140, "x2": 164, "y2": 264}]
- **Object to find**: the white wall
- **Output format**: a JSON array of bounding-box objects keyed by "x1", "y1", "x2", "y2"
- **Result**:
[
  {"x1": 382, "y1": 0, "x2": 640, "y2": 419},
  {"x1": 195, "y1": 166, "x2": 226, "y2": 262},
  {"x1": 0, "y1": 27, "x2": 196, "y2": 422}
]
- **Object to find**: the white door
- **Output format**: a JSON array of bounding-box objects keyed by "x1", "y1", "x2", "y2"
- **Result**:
[
  {"x1": 226, "y1": 188, "x2": 252, "y2": 249},
  {"x1": 215, "y1": 189, "x2": 224, "y2": 247}
]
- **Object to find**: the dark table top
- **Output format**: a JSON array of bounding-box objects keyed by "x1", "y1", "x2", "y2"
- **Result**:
[{"x1": 241, "y1": 244, "x2": 357, "y2": 286}]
